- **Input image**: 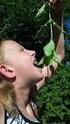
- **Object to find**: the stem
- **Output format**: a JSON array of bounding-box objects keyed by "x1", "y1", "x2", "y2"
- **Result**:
[
  {"x1": 34, "y1": 20, "x2": 49, "y2": 40},
  {"x1": 49, "y1": 3, "x2": 53, "y2": 40}
]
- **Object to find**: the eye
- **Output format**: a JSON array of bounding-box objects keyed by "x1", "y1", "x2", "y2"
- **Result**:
[{"x1": 20, "y1": 48, "x2": 24, "y2": 52}]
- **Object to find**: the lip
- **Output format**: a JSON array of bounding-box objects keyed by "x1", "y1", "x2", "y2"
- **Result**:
[
  {"x1": 33, "y1": 58, "x2": 38, "y2": 66},
  {"x1": 33, "y1": 58, "x2": 43, "y2": 68}
]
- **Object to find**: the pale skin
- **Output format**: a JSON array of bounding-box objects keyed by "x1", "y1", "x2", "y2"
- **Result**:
[{"x1": 0, "y1": 0, "x2": 64, "y2": 123}]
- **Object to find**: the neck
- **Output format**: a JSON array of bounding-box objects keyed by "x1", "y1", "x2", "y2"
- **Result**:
[{"x1": 14, "y1": 86, "x2": 30, "y2": 110}]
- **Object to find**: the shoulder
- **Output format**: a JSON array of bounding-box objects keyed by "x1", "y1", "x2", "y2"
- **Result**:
[{"x1": 0, "y1": 102, "x2": 4, "y2": 124}]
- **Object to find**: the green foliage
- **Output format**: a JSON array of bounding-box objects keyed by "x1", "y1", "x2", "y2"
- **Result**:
[
  {"x1": 43, "y1": 39, "x2": 55, "y2": 57},
  {"x1": 37, "y1": 64, "x2": 70, "y2": 124},
  {"x1": 38, "y1": 39, "x2": 55, "y2": 65},
  {"x1": 36, "y1": 2, "x2": 48, "y2": 18},
  {"x1": 38, "y1": 39, "x2": 61, "y2": 65},
  {"x1": 35, "y1": 2, "x2": 65, "y2": 66},
  {"x1": 64, "y1": 0, "x2": 70, "y2": 17},
  {"x1": 35, "y1": 0, "x2": 70, "y2": 66},
  {"x1": 65, "y1": 42, "x2": 70, "y2": 63}
]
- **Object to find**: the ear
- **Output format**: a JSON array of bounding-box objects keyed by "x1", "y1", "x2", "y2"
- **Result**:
[{"x1": 0, "y1": 64, "x2": 16, "y2": 79}]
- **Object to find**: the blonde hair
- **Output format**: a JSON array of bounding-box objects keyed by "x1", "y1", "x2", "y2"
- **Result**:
[{"x1": 0, "y1": 40, "x2": 18, "y2": 116}]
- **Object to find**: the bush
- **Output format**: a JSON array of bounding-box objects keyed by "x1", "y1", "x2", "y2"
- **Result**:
[{"x1": 37, "y1": 64, "x2": 70, "y2": 124}]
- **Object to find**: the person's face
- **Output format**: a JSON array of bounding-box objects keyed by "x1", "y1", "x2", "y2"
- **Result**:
[{"x1": 2, "y1": 41, "x2": 43, "y2": 87}]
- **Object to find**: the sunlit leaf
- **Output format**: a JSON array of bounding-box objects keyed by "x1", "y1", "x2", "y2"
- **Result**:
[
  {"x1": 49, "y1": 51, "x2": 62, "y2": 65},
  {"x1": 36, "y1": 2, "x2": 48, "y2": 17},
  {"x1": 52, "y1": 51, "x2": 61, "y2": 64},
  {"x1": 38, "y1": 57, "x2": 44, "y2": 65},
  {"x1": 43, "y1": 39, "x2": 55, "y2": 57}
]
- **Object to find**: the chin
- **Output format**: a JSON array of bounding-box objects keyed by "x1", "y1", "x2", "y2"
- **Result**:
[
  {"x1": 32, "y1": 61, "x2": 44, "y2": 81},
  {"x1": 34, "y1": 69, "x2": 44, "y2": 82}
]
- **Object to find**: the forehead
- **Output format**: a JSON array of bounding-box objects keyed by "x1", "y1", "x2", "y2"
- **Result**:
[
  {"x1": 2, "y1": 41, "x2": 23, "y2": 63},
  {"x1": 3, "y1": 40, "x2": 22, "y2": 51}
]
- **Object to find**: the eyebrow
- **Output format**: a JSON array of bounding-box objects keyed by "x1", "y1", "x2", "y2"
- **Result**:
[{"x1": 19, "y1": 46, "x2": 24, "y2": 51}]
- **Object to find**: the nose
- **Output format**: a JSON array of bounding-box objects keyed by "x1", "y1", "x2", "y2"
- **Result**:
[
  {"x1": 31, "y1": 50, "x2": 36, "y2": 57},
  {"x1": 25, "y1": 49, "x2": 36, "y2": 57}
]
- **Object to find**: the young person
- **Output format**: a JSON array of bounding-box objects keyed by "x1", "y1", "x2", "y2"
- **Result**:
[{"x1": 0, "y1": 0, "x2": 64, "y2": 124}]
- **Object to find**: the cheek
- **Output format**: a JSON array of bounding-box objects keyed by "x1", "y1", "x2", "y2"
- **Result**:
[
  {"x1": 9, "y1": 53, "x2": 43, "y2": 81},
  {"x1": 15, "y1": 60, "x2": 34, "y2": 79},
  {"x1": 12, "y1": 55, "x2": 32, "y2": 76}
]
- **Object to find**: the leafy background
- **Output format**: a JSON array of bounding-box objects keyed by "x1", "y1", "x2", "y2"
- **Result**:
[
  {"x1": 0, "y1": 0, "x2": 70, "y2": 123},
  {"x1": 37, "y1": 65, "x2": 70, "y2": 124}
]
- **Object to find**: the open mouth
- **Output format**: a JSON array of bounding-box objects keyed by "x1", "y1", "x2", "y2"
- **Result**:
[{"x1": 33, "y1": 59, "x2": 43, "y2": 68}]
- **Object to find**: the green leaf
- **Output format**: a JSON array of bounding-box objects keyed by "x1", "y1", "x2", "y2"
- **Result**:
[
  {"x1": 38, "y1": 43, "x2": 62, "y2": 66},
  {"x1": 44, "y1": 53, "x2": 53, "y2": 65},
  {"x1": 43, "y1": 39, "x2": 55, "y2": 57},
  {"x1": 36, "y1": 2, "x2": 48, "y2": 17},
  {"x1": 38, "y1": 57, "x2": 44, "y2": 65},
  {"x1": 52, "y1": 51, "x2": 61, "y2": 64},
  {"x1": 49, "y1": 51, "x2": 62, "y2": 65}
]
